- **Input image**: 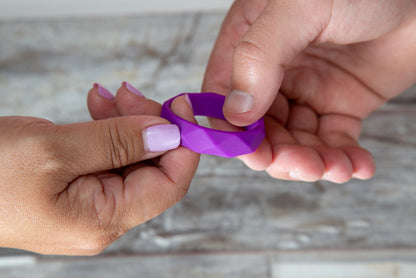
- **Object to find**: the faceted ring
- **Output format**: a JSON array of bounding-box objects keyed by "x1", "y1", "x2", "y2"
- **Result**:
[{"x1": 160, "y1": 93, "x2": 265, "y2": 158}]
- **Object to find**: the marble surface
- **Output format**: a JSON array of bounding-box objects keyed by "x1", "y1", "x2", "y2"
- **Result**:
[
  {"x1": 1, "y1": 11, "x2": 416, "y2": 277},
  {"x1": 0, "y1": 0, "x2": 234, "y2": 19}
]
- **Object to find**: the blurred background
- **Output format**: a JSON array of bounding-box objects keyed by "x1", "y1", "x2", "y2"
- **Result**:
[{"x1": 1, "y1": 1, "x2": 416, "y2": 277}]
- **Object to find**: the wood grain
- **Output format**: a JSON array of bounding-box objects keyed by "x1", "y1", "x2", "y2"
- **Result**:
[{"x1": 0, "y1": 11, "x2": 415, "y2": 277}]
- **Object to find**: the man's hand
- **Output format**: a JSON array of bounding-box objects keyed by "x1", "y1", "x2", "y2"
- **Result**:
[{"x1": 203, "y1": 0, "x2": 416, "y2": 183}]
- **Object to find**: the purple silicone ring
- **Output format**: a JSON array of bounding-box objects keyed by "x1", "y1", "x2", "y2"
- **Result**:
[{"x1": 160, "y1": 92, "x2": 265, "y2": 158}]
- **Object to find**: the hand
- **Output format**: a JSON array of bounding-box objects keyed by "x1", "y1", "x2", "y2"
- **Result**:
[
  {"x1": 0, "y1": 83, "x2": 199, "y2": 255},
  {"x1": 203, "y1": 0, "x2": 416, "y2": 183}
]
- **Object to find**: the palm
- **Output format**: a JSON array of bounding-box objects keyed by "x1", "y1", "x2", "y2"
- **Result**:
[
  {"x1": 247, "y1": 38, "x2": 413, "y2": 182},
  {"x1": 202, "y1": 0, "x2": 416, "y2": 183},
  {"x1": 263, "y1": 45, "x2": 383, "y2": 182},
  {"x1": 218, "y1": 40, "x2": 410, "y2": 183}
]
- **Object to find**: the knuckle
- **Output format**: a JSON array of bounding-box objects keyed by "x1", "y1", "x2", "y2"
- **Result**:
[
  {"x1": 174, "y1": 181, "x2": 191, "y2": 202},
  {"x1": 103, "y1": 121, "x2": 133, "y2": 169},
  {"x1": 162, "y1": 181, "x2": 191, "y2": 212},
  {"x1": 235, "y1": 38, "x2": 267, "y2": 65},
  {"x1": 35, "y1": 144, "x2": 65, "y2": 175},
  {"x1": 76, "y1": 224, "x2": 127, "y2": 256},
  {"x1": 78, "y1": 237, "x2": 107, "y2": 256},
  {"x1": 23, "y1": 122, "x2": 68, "y2": 176}
]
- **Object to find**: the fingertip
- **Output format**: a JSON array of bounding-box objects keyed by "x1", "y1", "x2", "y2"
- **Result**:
[
  {"x1": 171, "y1": 94, "x2": 196, "y2": 124},
  {"x1": 142, "y1": 124, "x2": 180, "y2": 153},
  {"x1": 223, "y1": 87, "x2": 279, "y2": 127},
  {"x1": 223, "y1": 89, "x2": 259, "y2": 126},
  {"x1": 121, "y1": 81, "x2": 145, "y2": 98},
  {"x1": 344, "y1": 147, "x2": 376, "y2": 180},
  {"x1": 94, "y1": 83, "x2": 115, "y2": 101},
  {"x1": 116, "y1": 83, "x2": 162, "y2": 117},
  {"x1": 224, "y1": 90, "x2": 255, "y2": 114},
  {"x1": 87, "y1": 85, "x2": 119, "y2": 120},
  {"x1": 267, "y1": 144, "x2": 325, "y2": 182},
  {"x1": 238, "y1": 139, "x2": 272, "y2": 171},
  {"x1": 315, "y1": 146, "x2": 354, "y2": 184}
]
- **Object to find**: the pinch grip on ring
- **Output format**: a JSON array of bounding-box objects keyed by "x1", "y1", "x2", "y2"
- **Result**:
[{"x1": 160, "y1": 93, "x2": 265, "y2": 158}]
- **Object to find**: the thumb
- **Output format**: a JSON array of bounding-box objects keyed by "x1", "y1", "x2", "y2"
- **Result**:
[
  {"x1": 54, "y1": 116, "x2": 180, "y2": 177},
  {"x1": 224, "y1": 0, "x2": 332, "y2": 126}
]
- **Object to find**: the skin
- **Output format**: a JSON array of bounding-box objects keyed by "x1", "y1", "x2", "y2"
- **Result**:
[
  {"x1": 202, "y1": 0, "x2": 416, "y2": 183},
  {"x1": 0, "y1": 85, "x2": 199, "y2": 255}
]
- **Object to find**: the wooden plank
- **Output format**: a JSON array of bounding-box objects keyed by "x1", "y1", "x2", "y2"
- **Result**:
[
  {"x1": 0, "y1": 253, "x2": 271, "y2": 278},
  {"x1": 271, "y1": 250, "x2": 416, "y2": 278},
  {"x1": 1, "y1": 250, "x2": 416, "y2": 278},
  {"x1": 0, "y1": 0, "x2": 233, "y2": 20}
]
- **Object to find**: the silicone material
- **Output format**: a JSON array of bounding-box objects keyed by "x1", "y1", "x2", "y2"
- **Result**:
[{"x1": 161, "y1": 93, "x2": 265, "y2": 157}]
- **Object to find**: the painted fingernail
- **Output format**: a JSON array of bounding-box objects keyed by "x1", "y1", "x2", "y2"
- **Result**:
[
  {"x1": 94, "y1": 83, "x2": 115, "y2": 101},
  {"x1": 122, "y1": 81, "x2": 144, "y2": 97},
  {"x1": 143, "y1": 124, "x2": 180, "y2": 152},
  {"x1": 224, "y1": 90, "x2": 254, "y2": 113},
  {"x1": 185, "y1": 94, "x2": 193, "y2": 112}
]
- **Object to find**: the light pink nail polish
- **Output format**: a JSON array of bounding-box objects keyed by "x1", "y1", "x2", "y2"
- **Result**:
[
  {"x1": 94, "y1": 83, "x2": 115, "y2": 101},
  {"x1": 184, "y1": 94, "x2": 193, "y2": 112},
  {"x1": 143, "y1": 124, "x2": 180, "y2": 152},
  {"x1": 122, "y1": 81, "x2": 144, "y2": 97}
]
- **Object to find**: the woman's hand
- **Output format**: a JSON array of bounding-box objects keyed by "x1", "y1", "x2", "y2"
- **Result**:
[
  {"x1": 203, "y1": 0, "x2": 416, "y2": 183},
  {"x1": 0, "y1": 83, "x2": 199, "y2": 255}
]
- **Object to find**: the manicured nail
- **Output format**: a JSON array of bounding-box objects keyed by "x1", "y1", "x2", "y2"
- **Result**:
[
  {"x1": 143, "y1": 124, "x2": 180, "y2": 152},
  {"x1": 184, "y1": 94, "x2": 193, "y2": 112},
  {"x1": 122, "y1": 81, "x2": 144, "y2": 97},
  {"x1": 224, "y1": 90, "x2": 254, "y2": 113},
  {"x1": 94, "y1": 83, "x2": 115, "y2": 101}
]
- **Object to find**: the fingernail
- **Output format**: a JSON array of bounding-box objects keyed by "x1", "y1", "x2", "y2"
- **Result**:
[
  {"x1": 224, "y1": 90, "x2": 254, "y2": 113},
  {"x1": 122, "y1": 81, "x2": 144, "y2": 97},
  {"x1": 94, "y1": 83, "x2": 115, "y2": 101},
  {"x1": 184, "y1": 94, "x2": 193, "y2": 112},
  {"x1": 143, "y1": 124, "x2": 180, "y2": 152}
]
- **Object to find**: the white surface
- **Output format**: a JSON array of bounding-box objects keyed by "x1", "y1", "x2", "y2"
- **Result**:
[
  {"x1": 0, "y1": 0, "x2": 234, "y2": 19},
  {"x1": 273, "y1": 263, "x2": 416, "y2": 278},
  {"x1": 2, "y1": 251, "x2": 416, "y2": 277},
  {"x1": 0, "y1": 256, "x2": 36, "y2": 267}
]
